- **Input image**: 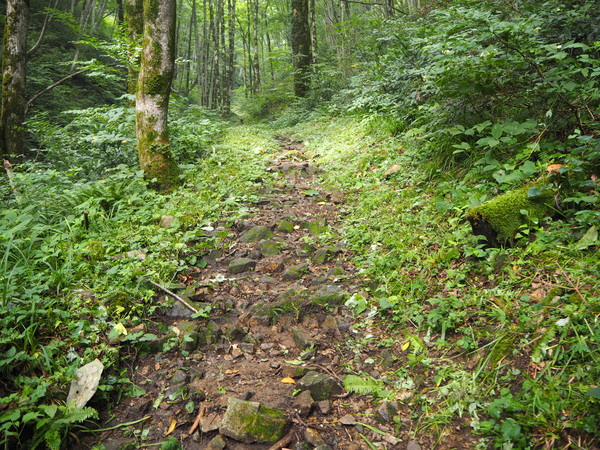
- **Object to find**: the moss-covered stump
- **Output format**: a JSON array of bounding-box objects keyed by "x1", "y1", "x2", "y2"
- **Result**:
[
  {"x1": 219, "y1": 397, "x2": 290, "y2": 444},
  {"x1": 466, "y1": 186, "x2": 555, "y2": 246}
]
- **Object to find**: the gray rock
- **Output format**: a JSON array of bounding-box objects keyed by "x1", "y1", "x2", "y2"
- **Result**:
[
  {"x1": 171, "y1": 369, "x2": 189, "y2": 384},
  {"x1": 206, "y1": 434, "x2": 227, "y2": 450},
  {"x1": 292, "y1": 390, "x2": 314, "y2": 417},
  {"x1": 239, "y1": 226, "x2": 274, "y2": 243},
  {"x1": 282, "y1": 264, "x2": 309, "y2": 281},
  {"x1": 317, "y1": 400, "x2": 332, "y2": 414},
  {"x1": 277, "y1": 220, "x2": 295, "y2": 233},
  {"x1": 220, "y1": 397, "x2": 290, "y2": 444},
  {"x1": 159, "y1": 215, "x2": 176, "y2": 229},
  {"x1": 297, "y1": 371, "x2": 342, "y2": 401},
  {"x1": 228, "y1": 257, "x2": 256, "y2": 273},
  {"x1": 308, "y1": 285, "x2": 349, "y2": 306},
  {"x1": 291, "y1": 327, "x2": 313, "y2": 350},
  {"x1": 313, "y1": 246, "x2": 341, "y2": 264},
  {"x1": 304, "y1": 427, "x2": 327, "y2": 446},
  {"x1": 200, "y1": 411, "x2": 222, "y2": 433},
  {"x1": 339, "y1": 414, "x2": 357, "y2": 425},
  {"x1": 301, "y1": 218, "x2": 328, "y2": 236},
  {"x1": 259, "y1": 240, "x2": 281, "y2": 255},
  {"x1": 407, "y1": 440, "x2": 422, "y2": 450},
  {"x1": 329, "y1": 190, "x2": 345, "y2": 204}
]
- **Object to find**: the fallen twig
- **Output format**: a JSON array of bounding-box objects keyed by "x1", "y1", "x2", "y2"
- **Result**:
[
  {"x1": 268, "y1": 429, "x2": 295, "y2": 450},
  {"x1": 188, "y1": 405, "x2": 206, "y2": 435},
  {"x1": 144, "y1": 278, "x2": 198, "y2": 314}
]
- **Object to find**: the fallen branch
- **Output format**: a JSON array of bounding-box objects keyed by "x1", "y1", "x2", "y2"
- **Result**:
[
  {"x1": 268, "y1": 429, "x2": 295, "y2": 450},
  {"x1": 144, "y1": 279, "x2": 198, "y2": 314},
  {"x1": 188, "y1": 405, "x2": 205, "y2": 435}
]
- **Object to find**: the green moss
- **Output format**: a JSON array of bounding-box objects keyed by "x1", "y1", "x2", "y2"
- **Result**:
[{"x1": 467, "y1": 186, "x2": 555, "y2": 243}]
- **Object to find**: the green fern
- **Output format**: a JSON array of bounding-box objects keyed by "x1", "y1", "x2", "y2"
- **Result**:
[{"x1": 344, "y1": 374, "x2": 392, "y2": 398}]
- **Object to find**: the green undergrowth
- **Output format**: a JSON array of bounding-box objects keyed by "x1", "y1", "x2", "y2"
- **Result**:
[
  {"x1": 0, "y1": 120, "x2": 277, "y2": 449},
  {"x1": 285, "y1": 117, "x2": 600, "y2": 448}
]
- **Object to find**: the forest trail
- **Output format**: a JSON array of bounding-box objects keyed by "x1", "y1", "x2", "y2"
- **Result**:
[{"x1": 88, "y1": 132, "x2": 473, "y2": 450}]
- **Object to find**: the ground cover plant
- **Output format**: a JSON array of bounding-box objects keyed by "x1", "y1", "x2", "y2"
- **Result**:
[
  {"x1": 285, "y1": 116, "x2": 600, "y2": 448},
  {"x1": 0, "y1": 107, "x2": 279, "y2": 449}
]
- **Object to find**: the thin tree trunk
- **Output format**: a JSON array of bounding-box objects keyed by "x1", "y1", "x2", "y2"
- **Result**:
[
  {"x1": 225, "y1": 0, "x2": 236, "y2": 112},
  {"x1": 1, "y1": 0, "x2": 30, "y2": 158},
  {"x1": 252, "y1": 0, "x2": 260, "y2": 92}
]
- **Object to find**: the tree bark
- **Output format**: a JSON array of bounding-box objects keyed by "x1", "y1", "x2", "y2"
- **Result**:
[
  {"x1": 125, "y1": 0, "x2": 144, "y2": 96},
  {"x1": 1, "y1": 0, "x2": 30, "y2": 159},
  {"x1": 135, "y1": 0, "x2": 180, "y2": 190},
  {"x1": 291, "y1": 0, "x2": 311, "y2": 97}
]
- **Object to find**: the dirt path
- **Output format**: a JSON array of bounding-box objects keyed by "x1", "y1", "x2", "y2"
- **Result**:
[{"x1": 89, "y1": 136, "x2": 428, "y2": 450}]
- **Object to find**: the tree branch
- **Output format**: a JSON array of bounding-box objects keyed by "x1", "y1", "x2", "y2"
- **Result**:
[{"x1": 25, "y1": 68, "x2": 92, "y2": 115}]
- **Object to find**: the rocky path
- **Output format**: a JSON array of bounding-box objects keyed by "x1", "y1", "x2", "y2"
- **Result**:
[{"x1": 94, "y1": 137, "x2": 414, "y2": 450}]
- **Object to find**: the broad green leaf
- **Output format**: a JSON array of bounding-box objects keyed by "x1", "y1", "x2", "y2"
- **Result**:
[
  {"x1": 527, "y1": 187, "x2": 542, "y2": 198},
  {"x1": 491, "y1": 123, "x2": 503, "y2": 140},
  {"x1": 587, "y1": 387, "x2": 600, "y2": 399},
  {"x1": 43, "y1": 404, "x2": 58, "y2": 419}
]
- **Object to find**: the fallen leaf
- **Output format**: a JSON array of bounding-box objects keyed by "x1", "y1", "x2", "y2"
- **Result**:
[
  {"x1": 166, "y1": 418, "x2": 177, "y2": 435},
  {"x1": 281, "y1": 377, "x2": 296, "y2": 384},
  {"x1": 401, "y1": 341, "x2": 410, "y2": 351}
]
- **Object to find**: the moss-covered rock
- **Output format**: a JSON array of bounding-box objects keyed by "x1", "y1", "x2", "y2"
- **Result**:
[
  {"x1": 466, "y1": 186, "x2": 555, "y2": 246},
  {"x1": 219, "y1": 397, "x2": 289, "y2": 444}
]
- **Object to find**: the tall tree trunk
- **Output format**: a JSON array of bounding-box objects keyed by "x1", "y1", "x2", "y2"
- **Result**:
[
  {"x1": 1, "y1": 0, "x2": 30, "y2": 159},
  {"x1": 291, "y1": 0, "x2": 311, "y2": 97},
  {"x1": 136, "y1": 0, "x2": 180, "y2": 190},
  {"x1": 252, "y1": 0, "x2": 260, "y2": 92},
  {"x1": 125, "y1": 0, "x2": 143, "y2": 96},
  {"x1": 224, "y1": 0, "x2": 236, "y2": 112},
  {"x1": 309, "y1": 0, "x2": 317, "y2": 67},
  {"x1": 115, "y1": 0, "x2": 125, "y2": 24}
]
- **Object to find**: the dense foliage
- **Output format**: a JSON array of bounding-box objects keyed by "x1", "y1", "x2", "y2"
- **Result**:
[{"x1": 1, "y1": 0, "x2": 599, "y2": 447}]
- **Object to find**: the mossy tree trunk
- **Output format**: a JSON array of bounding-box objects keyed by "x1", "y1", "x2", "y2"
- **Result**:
[
  {"x1": 1, "y1": 0, "x2": 30, "y2": 159},
  {"x1": 135, "y1": 0, "x2": 180, "y2": 191},
  {"x1": 291, "y1": 0, "x2": 311, "y2": 97},
  {"x1": 125, "y1": 0, "x2": 144, "y2": 96}
]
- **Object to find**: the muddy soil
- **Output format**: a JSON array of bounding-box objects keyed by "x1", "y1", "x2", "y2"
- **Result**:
[{"x1": 87, "y1": 137, "x2": 476, "y2": 450}]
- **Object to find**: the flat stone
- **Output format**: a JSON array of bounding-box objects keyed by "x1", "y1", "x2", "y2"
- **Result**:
[
  {"x1": 239, "y1": 226, "x2": 274, "y2": 243},
  {"x1": 297, "y1": 371, "x2": 342, "y2": 401},
  {"x1": 200, "y1": 411, "x2": 222, "y2": 433},
  {"x1": 259, "y1": 240, "x2": 281, "y2": 255},
  {"x1": 282, "y1": 264, "x2": 309, "y2": 281},
  {"x1": 407, "y1": 441, "x2": 422, "y2": 450},
  {"x1": 220, "y1": 397, "x2": 289, "y2": 444},
  {"x1": 228, "y1": 257, "x2": 256, "y2": 273},
  {"x1": 206, "y1": 434, "x2": 227, "y2": 450},
  {"x1": 308, "y1": 285, "x2": 349, "y2": 306},
  {"x1": 304, "y1": 427, "x2": 327, "y2": 446}
]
